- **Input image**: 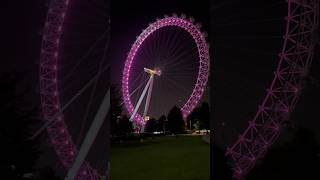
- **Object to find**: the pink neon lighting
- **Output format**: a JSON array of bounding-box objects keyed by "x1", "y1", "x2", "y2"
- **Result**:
[{"x1": 121, "y1": 15, "x2": 210, "y2": 130}]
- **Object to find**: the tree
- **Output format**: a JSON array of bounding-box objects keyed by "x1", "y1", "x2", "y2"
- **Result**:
[
  {"x1": 247, "y1": 127, "x2": 320, "y2": 180},
  {"x1": 187, "y1": 102, "x2": 210, "y2": 131},
  {"x1": 167, "y1": 106, "x2": 185, "y2": 134},
  {"x1": 145, "y1": 118, "x2": 157, "y2": 133},
  {"x1": 199, "y1": 102, "x2": 210, "y2": 130},
  {"x1": 34, "y1": 166, "x2": 62, "y2": 180},
  {"x1": 157, "y1": 115, "x2": 166, "y2": 132},
  {"x1": 187, "y1": 107, "x2": 198, "y2": 130},
  {"x1": 0, "y1": 73, "x2": 41, "y2": 179},
  {"x1": 193, "y1": 120, "x2": 200, "y2": 132},
  {"x1": 211, "y1": 144, "x2": 233, "y2": 180},
  {"x1": 118, "y1": 115, "x2": 133, "y2": 135},
  {"x1": 110, "y1": 84, "x2": 122, "y2": 136}
]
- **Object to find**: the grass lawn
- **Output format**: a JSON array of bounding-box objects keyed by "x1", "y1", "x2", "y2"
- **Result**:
[{"x1": 110, "y1": 135, "x2": 210, "y2": 180}]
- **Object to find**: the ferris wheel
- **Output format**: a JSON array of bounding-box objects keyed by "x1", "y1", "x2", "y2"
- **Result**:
[{"x1": 121, "y1": 14, "x2": 210, "y2": 132}]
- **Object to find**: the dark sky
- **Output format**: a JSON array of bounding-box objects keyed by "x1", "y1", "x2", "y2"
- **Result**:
[
  {"x1": 211, "y1": 0, "x2": 286, "y2": 146},
  {"x1": 211, "y1": 0, "x2": 320, "y2": 146}
]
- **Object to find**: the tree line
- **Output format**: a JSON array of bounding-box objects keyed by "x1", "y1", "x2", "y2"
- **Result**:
[{"x1": 110, "y1": 85, "x2": 210, "y2": 137}]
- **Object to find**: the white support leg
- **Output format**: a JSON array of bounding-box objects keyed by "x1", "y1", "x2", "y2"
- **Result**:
[
  {"x1": 143, "y1": 75, "x2": 154, "y2": 117},
  {"x1": 130, "y1": 68, "x2": 161, "y2": 132},
  {"x1": 65, "y1": 89, "x2": 110, "y2": 180},
  {"x1": 140, "y1": 75, "x2": 154, "y2": 133},
  {"x1": 129, "y1": 76, "x2": 152, "y2": 122}
]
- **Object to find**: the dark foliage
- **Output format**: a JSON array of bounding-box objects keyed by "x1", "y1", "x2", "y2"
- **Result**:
[
  {"x1": 211, "y1": 144, "x2": 233, "y2": 180},
  {"x1": 118, "y1": 115, "x2": 133, "y2": 135},
  {"x1": 247, "y1": 128, "x2": 320, "y2": 180},
  {"x1": 199, "y1": 102, "x2": 210, "y2": 129},
  {"x1": 167, "y1": 106, "x2": 185, "y2": 134},
  {"x1": 0, "y1": 74, "x2": 41, "y2": 179},
  {"x1": 157, "y1": 115, "x2": 166, "y2": 132},
  {"x1": 33, "y1": 166, "x2": 62, "y2": 180},
  {"x1": 187, "y1": 102, "x2": 210, "y2": 130},
  {"x1": 144, "y1": 118, "x2": 157, "y2": 133},
  {"x1": 110, "y1": 85, "x2": 123, "y2": 136}
]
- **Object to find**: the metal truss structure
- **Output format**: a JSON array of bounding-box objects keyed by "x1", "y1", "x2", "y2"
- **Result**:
[
  {"x1": 226, "y1": 0, "x2": 319, "y2": 179},
  {"x1": 39, "y1": 0, "x2": 101, "y2": 179},
  {"x1": 122, "y1": 14, "x2": 210, "y2": 130}
]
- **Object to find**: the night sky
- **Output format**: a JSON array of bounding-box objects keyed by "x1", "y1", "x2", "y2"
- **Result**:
[
  {"x1": 2, "y1": 0, "x2": 320, "y2": 177},
  {"x1": 211, "y1": 0, "x2": 286, "y2": 146}
]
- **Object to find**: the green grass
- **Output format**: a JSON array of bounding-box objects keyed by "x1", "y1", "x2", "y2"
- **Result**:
[{"x1": 110, "y1": 135, "x2": 210, "y2": 180}]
